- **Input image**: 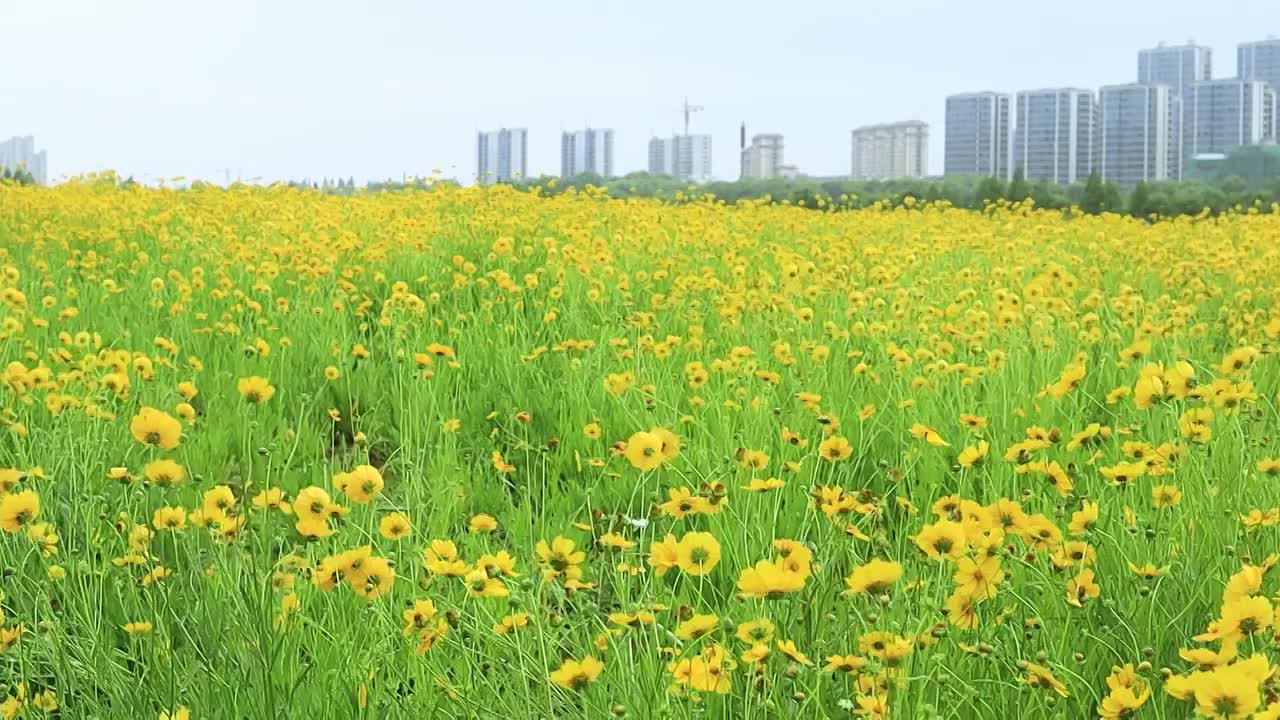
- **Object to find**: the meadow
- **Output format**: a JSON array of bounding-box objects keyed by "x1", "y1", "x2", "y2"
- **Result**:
[{"x1": 0, "y1": 178, "x2": 1278, "y2": 718}]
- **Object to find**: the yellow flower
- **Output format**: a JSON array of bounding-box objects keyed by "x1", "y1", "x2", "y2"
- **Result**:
[
  {"x1": 334, "y1": 464, "x2": 384, "y2": 503},
  {"x1": 776, "y1": 639, "x2": 813, "y2": 666},
  {"x1": 468, "y1": 513, "x2": 498, "y2": 534},
  {"x1": 953, "y1": 556, "x2": 1004, "y2": 600},
  {"x1": 475, "y1": 550, "x2": 519, "y2": 578},
  {"x1": 736, "y1": 560, "x2": 805, "y2": 598},
  {"x1": 491, "y1": 449, "x2": 516, "y2": 473},
  {"x1": 913, "y1": 521, "x2": 967, "y2": 561},
  {"x1": 675, "y1": 532, "x2": 721, "y2": 576},
  {"x1": 1099, "y1": 685, "x2": 1151, "y2": 719},
  {"x1": 818, "y1": 435, "x2": 853, "y2": 461},
  {"x1": 648, "y1": 534, "x2": 681, "y2": 576},
  {"x1": 744, "y1": 477, "x2": 785, "y2": 491},
  {"x1": 463, "y1": 568, "x2": 509, "y2": 598},
  {"x1": 130, "y1": 407, "x2": 182, "y2": 449},
  {"x1": 675, "y1": 613, "x2": 719, "y2": 640},
  {"x1": 252, "y1": 488, "x2": 290, "y2": 513},
  {"x1": 1022, "y1": 662, "x2": 1069, "y2": 697},
  {"x1": 152, "y1": 506, "x2": 187, "y2": 531},
  {"x1": 650, "y1": 426, "x2": 680, "y2": 462},
  {"x1": 292, "y1": 486, "x2": 333, "y2": 522},
  {"x1": 945, "y1": 590, "x2": 979, "y2": 628},
  {"x1": 624, "y1": 430, "x2": 665, "y2": 471},
  {"x1": 536, "y1": 536, "x2": 586, "y2": 580},
  {"x1": 549, "y1": 656, "x2": 604, "y2": 690},
  {"x1": 736, "y1": 448, "x2": 770, "y2": 469},
  {"x1": 1193, "y1": 660, "x2": 1264, "y2": 719},
  {"x1": 237, "y1": 376, "x2": 276, "y2": 404},
  {"x1": 1067, "y1": 501, "x2": 1099, "y2": 535},
  {"x1": 143, "y1": 459, "x2": 186, "y2": 487},
  {"x1": 1066, "y1": 569, "x2": 1100, "y2": 607},
  {"x1": 494, "y1": 612, "x2": 529, "y2": 635},
  {"x1": 735, "y1": 618, "x2": 775, "y2": 645},
  {"x1": 123, "y1": 621, "x2": 153, "y2": 634},
  {"x1": 349, "y1": 554, "x2": 395, "y2": 599},
  {"x1": 844, "y1": 559, "x2": 903, "y2": 595},
  {"x1": 741, "y1": 643, "x2": 770, "y2": 664},
  {"x1": 202, "y1": 485, "x2": 236, "y2": 519},
  {"x1": 657, "y1": 487, "x2": 706, "y2": 518},
  {"x1": 909, "y1": 423, "x2": 949, "y2": 447},
  {"x1": 957, "y1": 440, "x2": 990, "y2": 468},
  {"x1": 378, "y1": 512, "x2": 412, "y2": 540},
  {"x1": 1152, "y1": 484, "x2": 1183, "y2": 508},
  {"x1": 604, "y1": 372, "x2": 633, "y2": 396},
  {"x1": 0, "y1": 490, "x2": 40, "y2": 533}
]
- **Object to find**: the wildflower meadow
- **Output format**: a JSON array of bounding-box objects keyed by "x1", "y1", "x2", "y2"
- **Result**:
[{"x1": 0, "y1": 178, "x2": 1278, "y2": 718}]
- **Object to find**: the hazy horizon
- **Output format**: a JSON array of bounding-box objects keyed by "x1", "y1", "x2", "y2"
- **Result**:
[{"x1": 4, "y1": 0, "x2": 1276, "y2": 184}]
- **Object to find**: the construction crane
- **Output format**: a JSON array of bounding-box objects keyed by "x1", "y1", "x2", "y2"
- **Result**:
[{"x1": 679, "y1": 97, "x2": 704, "y2": 135}]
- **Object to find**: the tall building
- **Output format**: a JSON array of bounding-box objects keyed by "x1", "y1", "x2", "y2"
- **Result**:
[
  {"x1": 1187, "y1": 79, "x2": 1277, "y2": 156},
  {"x1": 1014, "y1": 88, "x2": 1096, "y2": 185},
  {"x1": 0, "y1": 136, "x2": 48, "y2": 185},
  {"x1": 1138, "y1": 42, "x2": 1213, "y2": 179},
  {"x1": 850, "y1": 121, "x2": 929, "y2": 179},
  {"x1": 476, "y1": 128, "x2": 527, "y2": 184},
  {"x1": 1239, "y1": 37, "x2": 1280, "y2": 99},
  {"x1": 1138, "y1": 42, "x2": 1213, "y2": 98},
  {"x1": 648, "y1": 135, "x2": 712, "y2": 182},
  {"x1": 560, "y1": 128, "x2": 613, "y2": 178},
  {"x1": 1098, "y1": 84, "x2": 1173, "y2": 188},
  {"x1": 943, "y1": 92, "x2": 1011, "y2": 179},
  {"x1": 740, "y1": 133, "x2": 784, "y2": 179}
]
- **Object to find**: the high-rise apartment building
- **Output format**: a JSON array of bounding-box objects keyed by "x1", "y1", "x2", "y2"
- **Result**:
[
  {"x1": 476, "y1": 128, "x2": 528, "y2": 184},
  {"x1": 1014, "y1": 88, "x2": 1097, "y2": 185},
  {"x1": 1239, "y1": 37, "x2": 1280, "y2": 105},
  {"x1": 1137, "y1": 42, "x2": 1213, "y2": 179},
  {"x1": 648, "y1": 135, "x2": 712, "y2": 182},
  {"x1": 1138, "y1": 42, "x2": 1213, "y2": 98},
  {"x1": 0, "y1": 136, "x2": 48, "y2": 185},
  {"x1": 943, "y1": 92, "x2": 1011, "y2": 179},
  {"x1": 1098, "y1": 84, "x2": 1173, "y2": 188},
  {"x1": 740, "y1": 134, "x2": 784, "y2": 179},
  {"x1": 560, "y1": 128, "x2": 613, "y2": 178},
  {"x1": 1187, "y1": 79, "x2": 1277, "y2": 156},
  {"x1": 850, "y1": 121, "x2": 929, "y2": 179}
]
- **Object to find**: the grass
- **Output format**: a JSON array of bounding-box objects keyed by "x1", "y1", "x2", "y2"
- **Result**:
[{"x1": 0, "y1": 178, "x2": 1277, "y2": 718}]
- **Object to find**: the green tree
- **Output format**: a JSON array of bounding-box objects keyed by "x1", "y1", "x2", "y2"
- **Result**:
[
  {"x1": 1007, "y1": 168, "x2": 1031, "y2": 203},
  {"x1": 1127, "y1": 181, "x2": 1152, "y2": 219},
  {"x1": 0, "y1": 166, "x2": 35, "y2": 185},
  {"x1": 1080, "y1": 172, "x2": 1107, "y2": 214},
  {"x1": 975, "y1": 176, "x2": 1007, "y2": 209}
]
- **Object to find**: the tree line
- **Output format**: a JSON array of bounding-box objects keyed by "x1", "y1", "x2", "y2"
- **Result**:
[
  {"x1": 0, "y1": 166, "x2": 37, "y2": 185},
  {"x1": 15, "y1": 166, "x2": 1280, "y2": 219},
  {"x1": 509, "y1": 170, "x2": 1280, "y2": 218}
]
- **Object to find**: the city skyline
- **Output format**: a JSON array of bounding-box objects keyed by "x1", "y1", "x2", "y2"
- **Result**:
[
  {"x1": 476, "y1": 128, "x2": 528, "y2": 185},
  {"x1": 0, "y1": 136, "x2": 48, "y2": 185},
  {"x1": 3, "y1": 1, "x2": 1279, "y2": 184}
]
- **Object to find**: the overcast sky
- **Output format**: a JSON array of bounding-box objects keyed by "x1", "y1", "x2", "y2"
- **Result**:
[{"x1": 4, "y1": 0, "x2": 1275, "y2": 184}]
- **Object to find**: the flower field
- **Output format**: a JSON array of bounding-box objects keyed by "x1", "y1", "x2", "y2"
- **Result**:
[{"x1": 0, "y1": 180, "x2": 1279, "y2": 718}]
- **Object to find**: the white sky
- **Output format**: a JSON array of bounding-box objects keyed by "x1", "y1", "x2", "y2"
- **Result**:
[{"x1": 3, "y1": 0, "x2": 1275, "y2": 184}]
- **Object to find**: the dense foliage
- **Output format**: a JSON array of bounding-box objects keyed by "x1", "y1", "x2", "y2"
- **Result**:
[{"x1": 506, "y1": 170, "x2": 1280, "y2": 219}]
